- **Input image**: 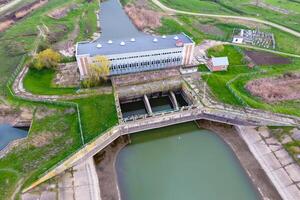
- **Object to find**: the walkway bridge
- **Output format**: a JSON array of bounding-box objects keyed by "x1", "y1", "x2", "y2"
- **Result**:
[{"x1": 23, "y1": 102, "x2": 300, "y2": 193}]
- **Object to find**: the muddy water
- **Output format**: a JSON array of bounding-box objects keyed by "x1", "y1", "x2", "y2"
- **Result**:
[{"x1": 116, "y1": 122, "x2": 260, "y2": 200}]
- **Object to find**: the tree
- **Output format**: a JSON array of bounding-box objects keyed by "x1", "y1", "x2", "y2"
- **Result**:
[
  {"x1": 32, "y1": 49, "x2": 61, "y2": 70},
  {"x1": 82, "y1": 55, "x2": 110, "y2": 88}
]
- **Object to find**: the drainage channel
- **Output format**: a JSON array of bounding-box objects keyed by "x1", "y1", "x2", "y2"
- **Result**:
[{"x1": 119, "y1": 90, "x2": 190, "y2": 119}]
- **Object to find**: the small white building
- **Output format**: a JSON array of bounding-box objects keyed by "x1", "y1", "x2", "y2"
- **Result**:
[{"x1": 232, "y1": 36, "x2": 243, "y2": 44}]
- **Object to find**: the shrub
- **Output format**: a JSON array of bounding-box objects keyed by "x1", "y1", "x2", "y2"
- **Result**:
[{"x1": 31, "y1": 49, "x2": 62, "y2": 70}]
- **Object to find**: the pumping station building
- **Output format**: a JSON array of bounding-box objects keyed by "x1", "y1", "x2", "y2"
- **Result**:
[{"x1": 75, "y1": 33, "x2": 195, "y2": 79}]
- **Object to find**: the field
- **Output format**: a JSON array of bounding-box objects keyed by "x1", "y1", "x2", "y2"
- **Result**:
[
  {"x1": 244, "y1": 50, "x2": 291, "y2": 65},
  {"x1": 159, "y1": 0, "x2": 300, "y2": 32},
  {"x1": 0, "y1": 0, "x2": 119, "y2": 199},
  {"x1": 246, "y1": 72, "x2": 300, "y2": 102},
  {"x1": 23, "y1": 68, "x2": 78, "y2": 95},
  {"x1": 0, "y1": 0, "x2": 99, "y2": 97},
  {"x1": 202, "y1": 45, "x2": 300, "y2": 117}
]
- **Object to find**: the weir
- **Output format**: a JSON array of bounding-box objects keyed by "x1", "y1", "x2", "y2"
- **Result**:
[
  {"x1": 169, "y1": 91, "x2": 179, "y2": 110},
  {"x1": 143, "y1": 94, "x2": 153, "y2": 115}
]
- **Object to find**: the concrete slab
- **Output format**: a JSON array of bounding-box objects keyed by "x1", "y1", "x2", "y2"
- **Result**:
[
  {"x1": 286, "y1": 185, "x2": 300, "y2": 200},
  {"x1": 265, "y1": 137, "x2": 281, "y2": 146},
  {"x1": 58, "y1": 171, "x2": 73, "y2": 188},
  {"x1": 22, "y1": 193, "x2": 40, "y2": 200},
  {"x1": 285, "y1": 164, "x2": 300, "y2": 182},
  {"x1": 282, "y1": 135, "x2": 293, "y2": 144},
  {"x1": 259, "y1": 129, "x2": 270, "y2": 138},
  {"x1": 269, "y1": 144, "x2": 282, "y2": 152},
  {"x1": 275, "y1": 149, "x2": 294, "y2": 166},
  {"x1": 291, "y1": 129, "x2": 300, "y2": 141},
  {"x1": 58, "y1": 188, "x2": 74, "y2": 200},
  {"x1": 263, "y1": 153, "x2": 282, "y2": 171},
  {"x1": 272, "y1": 168, "x2": 293, "y2": 187},
  {"x1": 40, "y1": 191, "x2": 56, "y2": 200},
  {"x1": 75, "y1": 185, "x2": 91, "y2": 200},
  {"x1": 254, "y1": 140, "x2": 272, "y2": 155},
  {"x1": 243, "y1": 128, "x2": 262, "y2": 143}
]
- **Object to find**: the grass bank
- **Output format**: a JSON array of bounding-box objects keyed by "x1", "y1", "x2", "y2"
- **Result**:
[{"x1": 202, "y1": 45, "x2": 300, "y2": 116}]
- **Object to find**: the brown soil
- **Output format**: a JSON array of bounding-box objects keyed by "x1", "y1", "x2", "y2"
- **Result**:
[
  {"x1": 124, "y1": 3, "x2": 163, "y2": 31},
  {"x1": 0, "y1": 0, "x2": 11, "y2": 5},
  {"x1": 193, "y1": 21, "x2": 224, "y2": 36},
  {"x1": 31, "y1": 131, "x2": 64, "y2": 147},
  {"x1": 94, "y1": 136, "x2": 130, "y2": 200},
  {"x1": 47, "y1": 3, "x2": 77, "y2": 19},
  {"x1": 246, "y1": 72, "x2": 300, "y2": 103},
  {"x1": 197, "y1": 120, "x2": 281, "y2": 200},
  {"x1": 244, "y1": 50, "x2": 291, "y2": 65},
  {"x1": 0, "y1": 0, "x2": 48, "y2": 32}
]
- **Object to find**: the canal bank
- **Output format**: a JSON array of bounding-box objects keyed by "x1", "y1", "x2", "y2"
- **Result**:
[
  {"x1": 94, "y1": 121, "x2": 280, "y2": 200},
  {"x1": 197, "y1": 120, "x2": 281, "y2": 200}
]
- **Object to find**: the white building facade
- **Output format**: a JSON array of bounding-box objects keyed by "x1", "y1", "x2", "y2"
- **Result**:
[{"x1": 76, "y1": 33, "x2": 195, "y2": 79}]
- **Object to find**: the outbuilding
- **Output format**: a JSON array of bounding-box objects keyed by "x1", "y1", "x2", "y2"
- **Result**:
[{"x1": 206, "y1": 57, "x2": 229, "y2": 71}]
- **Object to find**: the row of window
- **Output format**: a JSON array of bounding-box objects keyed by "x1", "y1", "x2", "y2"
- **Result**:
[
  {"x1": 109, "y1": 58, "x2": 181, "y2": 70},
  {"x1": 108, "y1": 51, "x2": 182, "y2": 61}
]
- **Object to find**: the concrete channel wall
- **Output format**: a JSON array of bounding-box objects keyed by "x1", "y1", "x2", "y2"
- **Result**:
[{"x1": 23, "y1": 103, "x2": 296, "y2": 193}]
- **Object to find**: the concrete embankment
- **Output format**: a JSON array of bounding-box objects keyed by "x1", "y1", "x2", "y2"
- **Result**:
[
  {"x1": 94, "y1": 136, "x2": 129, "y2": 200},
  {"x1": 196, "y1": 120, "x2": 282, "y2": 200}
]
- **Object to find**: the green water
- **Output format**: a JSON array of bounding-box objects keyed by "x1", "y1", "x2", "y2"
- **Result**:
[
  {"x1": 149, "y1": 96, "x2": 174, "y2": 113},
  {"x1": 116, "y1": 122, "x2": 260, "y2": 200}
]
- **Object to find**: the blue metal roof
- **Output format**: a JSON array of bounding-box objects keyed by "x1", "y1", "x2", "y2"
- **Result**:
[
  {"x1": 211, "y1": 57, "x2": 229, "y2": 66},
  {"x1": 77, "y1": 33, "x2": 194, "y2": 56}
]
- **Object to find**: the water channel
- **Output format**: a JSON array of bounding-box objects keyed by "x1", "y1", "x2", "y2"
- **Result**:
[
  {"x1": 116, "y1": 122, "x2": 260, "y2": 200},
  {"x1": 0, "y1": 124, "x2": 28, "y2": 150},
  {"x1": 99, "y1": 0, "x2": 144, "y2": 41}
]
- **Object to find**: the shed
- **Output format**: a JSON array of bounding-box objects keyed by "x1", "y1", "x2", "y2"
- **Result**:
[{"x1": 206, "y1": 57, "x2": 229, "y2": 71}]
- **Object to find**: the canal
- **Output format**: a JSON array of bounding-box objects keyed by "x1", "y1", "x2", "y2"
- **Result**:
[
  {"x1": 0, "y1": 124, "x2": 28, "y2": 150},
  {"x1": 99, "y1": 0, "x2": 144, "y2": 40},
  {"x1": 116, "y1": 122, "x2": 260, "y2": 200}
]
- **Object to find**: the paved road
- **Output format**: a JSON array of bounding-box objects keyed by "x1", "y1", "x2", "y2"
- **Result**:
[
  {"x1": 152, "y1": 0, "x2": 300, "y2": 38},
  {"x1": 0, "y1": 0, "x2": 23, "y2": 14}
]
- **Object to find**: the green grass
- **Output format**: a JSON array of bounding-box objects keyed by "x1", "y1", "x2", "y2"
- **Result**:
[
  {"x1": 0, "y1": 170, "x2": 20, "y2": 200},
  {"x1": 71, "y1": 95, "x2": 118, "y2": 143},
  {"x1": 207, "y1": 45, "x2": 245, "y2": 65},
  {"x1": 202, "y1": 45, "x2": 258, "y2": 105},
  {"x1": 0, "y1": 0, "x2": 99, "y2": 97},
  {"x1": 229, "y1": 62, "x2": 300, "y2": 116},
  {"x1": 158, "y1": 0, "x2": 300, "y2": 32},
  {"x1": 203, "y1": 45, "x2": 300, "y2": 116},
  {"x1": 23, "y1": 68, "x2": 77, "y2": 95},
  {"x1": 0, "y1": 107, "x2": 82, "y2": 199}
]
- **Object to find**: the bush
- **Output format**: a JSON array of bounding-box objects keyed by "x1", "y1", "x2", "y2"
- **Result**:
[{"x1": 31, "y1": 49, "x2": 62, "y2": 70}]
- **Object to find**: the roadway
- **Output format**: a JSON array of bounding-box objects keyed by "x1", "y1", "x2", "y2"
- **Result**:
[{"x1": 151, "y1": 0, "x2": 300, "y2": 38}]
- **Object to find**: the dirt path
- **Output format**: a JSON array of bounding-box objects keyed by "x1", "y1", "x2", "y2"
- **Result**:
[
  {"x1": 152, "y1": 0, "x2": 300, "y2": 38},
  {"x1": 196, "y1": 120, "x2": 282, "y2": 200}
]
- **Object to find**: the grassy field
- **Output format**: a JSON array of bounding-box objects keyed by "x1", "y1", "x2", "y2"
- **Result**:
[
  {"x1": 23, "y1": 68, "x2": 78, "y2": 95},
  {"x1": 155, "y1": 13, "x2": 300, "y2": 55},
  {"x1": 0, "y1": 106, "x2": 82, "y2": 199},
  {"x1": 71, "y1": 95, "x2": 118, "y2": 143},
  {"x1": 0, "y1": 0, "x2": 99, "y2": 97},
  {"x1": 0, "y1": 0, "x2": 115, "y2": 199},
  {"x1": 159, "y1": 0, "x2": 300, "y2": 32},
  {"x1": 202, "y1": 45, "x2": 300, "y2": 116}
]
